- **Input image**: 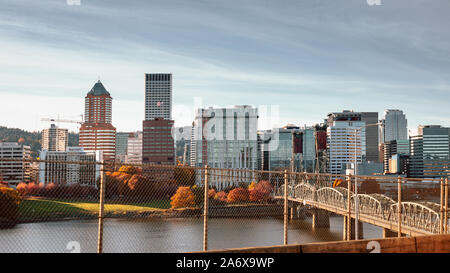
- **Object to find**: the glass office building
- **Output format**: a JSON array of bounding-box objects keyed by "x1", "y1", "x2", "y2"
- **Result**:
[{"x1": 409, "y1": 125, "x2": 450, "y2": 178}]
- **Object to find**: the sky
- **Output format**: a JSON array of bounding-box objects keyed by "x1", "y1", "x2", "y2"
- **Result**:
[{"x1": 0, "y1": 0, "x2": 449, "y2": 134}]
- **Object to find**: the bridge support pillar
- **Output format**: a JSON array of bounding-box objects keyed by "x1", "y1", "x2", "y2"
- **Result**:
[
  {"x1": 382, "y1": 228, "x2": 398, "y2": 238},
  {"x1": 297, "y1": 206, "x2": 307, "y2": 220},
  {"x1": 343, "y1": 216, "x2": 364, "y2": 240},
  {"x1": 290, "y1": 204, "x2": 301, "y2": 220},
  {"x1": 312, "y1": 209, "x2": 329, "y2": 229}
]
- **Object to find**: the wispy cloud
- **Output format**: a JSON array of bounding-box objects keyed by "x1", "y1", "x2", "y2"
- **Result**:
[{"x1": 0, "y1": 0, "x2": 449, "y2": 131}]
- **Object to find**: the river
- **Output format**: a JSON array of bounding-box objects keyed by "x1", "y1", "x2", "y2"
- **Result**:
[{"x1": 0, "y1": 216, "x2": 382, "y2": 253}]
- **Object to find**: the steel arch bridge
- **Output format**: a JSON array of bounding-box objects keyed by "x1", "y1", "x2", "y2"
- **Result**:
[{"x1": 274, "y1": 180, "x2": 444, "y2": 236}]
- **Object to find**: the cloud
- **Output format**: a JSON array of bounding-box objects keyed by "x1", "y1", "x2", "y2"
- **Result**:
[{"x1": 0, "y1": 0, "x2": 449, "y2": 132}]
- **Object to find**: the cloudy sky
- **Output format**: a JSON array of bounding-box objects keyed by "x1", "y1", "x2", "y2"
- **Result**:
[{"x1": 0, "y1": 0, "x2": 449, "y2": 133}]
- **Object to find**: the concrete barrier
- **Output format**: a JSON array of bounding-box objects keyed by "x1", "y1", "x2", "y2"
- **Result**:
[{"x1": 200, "y1": 234, "x2": 450, "y2": 253}]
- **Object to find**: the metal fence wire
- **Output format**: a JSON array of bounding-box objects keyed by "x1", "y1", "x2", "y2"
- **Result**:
[{"x1": 0, "y1": 158, "x2": 448, "y2": 253}]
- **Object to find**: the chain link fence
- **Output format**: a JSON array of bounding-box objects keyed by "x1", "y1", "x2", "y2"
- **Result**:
[{"x1": 0, "y1": 158, "x2": 448, "y2": 252}]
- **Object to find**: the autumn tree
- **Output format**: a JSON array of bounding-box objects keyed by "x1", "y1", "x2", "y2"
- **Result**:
[
  {"x1": 214, "y1": 191, "x2": 227, "y2": 203},
  {"x1": 208, "y1": 188, "x2": 216, "y2": 199},
  {"x1": 190, "y1": 185, "x2": 204, "y2": 207},
  {"x1": 227, "y1": 187, "x2": 250, "y2": 203},
  {"x1": 249, "y1": 180, "x2": 273, "y2": 202},
  {"x1": 170, "y1": 186, "x2": 195, "y2": 208}
]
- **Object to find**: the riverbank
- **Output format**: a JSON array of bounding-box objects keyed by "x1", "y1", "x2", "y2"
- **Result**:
[
  {"x1": 18, "y1": 198, "x2": 283, "y2": 224},
  {"x1": 18, "y1": 197, "x2": 174, "y2": 223}
]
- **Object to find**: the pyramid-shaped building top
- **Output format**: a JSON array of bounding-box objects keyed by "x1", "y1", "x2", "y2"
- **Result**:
[{"x1": 87, "y1": 80, "x2": 110, "y2": 96}]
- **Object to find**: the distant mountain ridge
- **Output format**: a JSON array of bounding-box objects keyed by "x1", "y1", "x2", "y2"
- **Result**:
[{"x1": 0, "y1": 126, "x2": 79, "y2": 157}]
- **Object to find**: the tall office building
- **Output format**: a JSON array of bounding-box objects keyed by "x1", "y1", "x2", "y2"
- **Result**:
[
  {"x1": 191, "y1": 106, "x2": 258, "y2": 189},
  {"x1": 409, "y1": 125, "x2": 450, "y2": 178},
  {"x1": 191, "y1": 106, "x2": 258, "y2": 170},
  {"x1": 380, "y1": 109, "x2": 408, "y2": 143},
  {"x1": 379, "y1": 109, "x2": 408, "y2": 171},
  {"x1": 145, "y1": 73, "x2": 172, "y2": 120},
  {"x1": 42, "y1": 124, "x2": 68, "y2": 152},
  {"x1": 0, "y1": 142, "x2": 32, "y2": 187},
  {"x1": 327, "y1": 110, "x2": 378, "y2": 162},
  {"x1": 327, "y1": 121, "x2": 366, "y2": 176},
  {"x1": 79, "y1": 80, "x2": 116, "y2": 163},
  {"x1": 143, "y1": 73, "x2": 175, "y2": 167}
]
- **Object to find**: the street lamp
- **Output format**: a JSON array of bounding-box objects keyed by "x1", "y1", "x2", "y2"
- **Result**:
[{"x1": 353, "y1": 122, "x2": 381, "y2": 240}]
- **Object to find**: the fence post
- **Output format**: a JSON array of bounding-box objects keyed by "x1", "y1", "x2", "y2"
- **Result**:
[
  {"x1": 397, "y1": 176, "x2": 402, "y2": 237},
  {"x1": 347, "y1": 175, "x2": 351, "y2": 241},
  {"x1": 203, "y1": 165, "x2": 209, "y2": 252},
  {"x1": 284, "y1": 169, "x2": 288, "y2": 245},
  {"x1": 445, "y1": 177, "x2": 448, "y2": 234},
  {"x1": 97, "y1": 159, "x2": 105, "y2": 253},
  {"x1": 440, "y1": 177, "x2": 444, "y2": 234}
]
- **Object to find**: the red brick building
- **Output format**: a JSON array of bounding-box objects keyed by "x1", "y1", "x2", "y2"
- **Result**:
[
  {"x1": 79, "y1": 81, "x2": 116, "y2": 163},
  {"x1": 142, "y1": 118, "x2": 174, "y2": 165}
]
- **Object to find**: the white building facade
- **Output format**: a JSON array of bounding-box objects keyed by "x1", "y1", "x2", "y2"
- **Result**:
[
  {"x1": 327, "y1": 121, "x2": 366, "y2": 176},
  {"x1": 126, "y1": 131, "x2": 143, "y2": 165},
  {"x1": 42, "y1": 124, "x2": 68, "y2": 152},
  {"x1": 191, "y1": 106, "x2": 258, "y2": 189},
  {"x1": 0, "y1": 142, "x2": 32, "y2": 187},
  {"x1": 39, "y1": 147, "x2": 101, "y2": 186}
]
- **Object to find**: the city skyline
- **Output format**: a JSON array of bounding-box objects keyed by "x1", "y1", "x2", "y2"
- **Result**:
[{"x1": 1, "y1": 1, "x2": 450, "y2": 133}]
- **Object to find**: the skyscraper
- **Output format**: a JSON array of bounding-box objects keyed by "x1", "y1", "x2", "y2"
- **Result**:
[
  {"x1": 79, "y1": 80, "x2": 116, "y2": 163},
  {"x1": 42, "y1": 124, "x2": 68, "y2": 152},
  {"x1": 380, "y1": 109, "x2": 408, "y2": 143},
  {"x1": 379, "y1": 109, "x2": 408, "y2": 173},
  {"x1": 143, "y1": 73, "x2": 174, "y2": 166},
  {"x1": 190, "y1": 106, "x2": 258, "y2": 189},
  {"x1": 145, "y1": 73, "x2": 172, "y2": 120},
  {"x1": 327, "y1": 110, "x2": 378, "y2": 162},
  {"x1": 191, "y1": 106, "x2": 259, "y2": 170}
]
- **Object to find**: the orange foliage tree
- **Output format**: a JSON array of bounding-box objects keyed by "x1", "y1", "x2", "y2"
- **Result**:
[
  {"x1": 227, "y1": 187, "x2": 249, "y2": 203},
  {"x1": 214, "y1": 191, "x2": 227, "y2": 202},
  {"x1": 208, "y1": 188, "x2": 216, "y2": 199},
  {"x1": 249, "y1": 180, "x2": 273, "y2": 202},
  {"x1": 170, "y1": 186, "x2": 195, "y2": 208}
]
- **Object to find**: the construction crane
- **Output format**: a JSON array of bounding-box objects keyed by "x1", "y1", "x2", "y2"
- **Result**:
[{"x1": 40, "y1": 115, "x2": 84, "y2": 125}]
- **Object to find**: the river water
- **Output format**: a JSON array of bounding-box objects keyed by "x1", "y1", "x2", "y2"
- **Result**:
[{"x1": 0, "y1": 216, "x2": 382, "y2": 253}]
